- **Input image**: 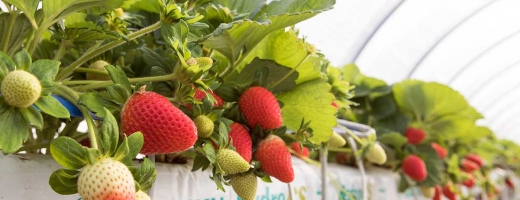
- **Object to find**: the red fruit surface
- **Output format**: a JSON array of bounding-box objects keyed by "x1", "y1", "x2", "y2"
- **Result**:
[
  {"x1": 290, "y1": 142, "x2": 310, "y2": 158},
  {"x1": 254, "y1": 135, "x2": 294, "y2": 183},
  {"x1": 79, "y1": 137, "x2": 91, "y2": 148},
  {"x1": 212, "y1": 122, "x2": 252, "y2": 162},
  {"x1": 238, "y1": 87, "x2": 282, "y2": 130},
  {"x1": 433, "y1": 186, "x2": 442, "y2": 200},
  {"x1": 462, "y1": 174, "x2": 475, "y2": 188},
  {"x1": 122, "y1": 91, "x2": 197, "y2": 155},
  {"x1": 461, "y1": 159, "x2": 480, "y2": 173},
  {"x1": 506, "y1": 178, "x2": 515, "y2": 189},
  {"x1": 228, "y1": 123, "x2": 252, "y2": 162},
  {"x1": 431, "y1": 143, "x2": 448, "y2": 159},
  {"x1": 186, "y1": 89, "x2": 224, "y2": 109},
  {"x1": 442, "y1": 184, "x2": 458, "y2": 200},
  {"x1": 402, "y1": 155, "x2": 427, "y2": 182},
  {"x1": 465, "y1": 154, "x2": 484, "y2": 167},
  {"x1": 331, "y1": 101, "x2": 338, "y2": 108},
  {"x1": 404, "y1": 127, "x2": 426, "y2": 144}
]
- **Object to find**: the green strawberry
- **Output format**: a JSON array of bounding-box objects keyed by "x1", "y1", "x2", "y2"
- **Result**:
[
  {"x1": 194, "y1": 57, "x2": 213, "y2": 69},
  {"x1": 1, "y1": 70, "x2": 41, "y2": 108},
  {"x1": 136, "y1": 191, "x2": 151, "y2": 200},
  {"x1": 230, "y1": 173, "x2": 257, "y2": 200},
  {"x1": 194, "y1": 115, "x2": 214, "y2": 138},
  {"x1": 420, "y1": 186, "x2": 435, "y2": 198},
  {"x1": 328, "y1": 132, "x2": 346, "y2": 148},
  {"x1": 364, "y1": 143, "x2": 387, "y2": 165},
  {"x1": 77, "y1": 157, "x2": 135, "y2": 200},
  {"x1": 86, "y1": 60, "x2": 111, "y2": 80},
  {"x1": 217, "y1": 149, "x2": 250, "y2": 175}
]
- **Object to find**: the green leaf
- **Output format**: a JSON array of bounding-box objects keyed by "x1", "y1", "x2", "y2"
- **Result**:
[
  {"x1": 277, "y1": 79, "x2": 336, "y2": 144},
  {"x1": 49, "y1": 169, "x2": 79, "y2": 195},
  {"x1": 105, "y1": 65, "x2": 131, "y2": 95},
  {"x1": 29, "y1": 59, "x2": 61, "y2": 81},
  {"x1": 161, "y1": 20, "x2": 189, "y2": 44},
  {"x1": 416, "y1": 144, "x2": 444, "y2": 187},
  {"x1": 203, "y1": 142, "x2": 217, "y2": 163},
  {"x1": 40, "y1": 80, "x2": 59, "y2": 96},
  {"x1": 203, "y1": 4, "x2": 332, "y2": 66},
  {"x1": 0, "y1": 13, "x2": 33, "y2": 55},
  {"x1": 13, "y1": 49, "x2": 31, "y2": 71},
  {"x1": 0, "y1": 50, "x2": 15, "y2": 73},
  {"x1": 212, "y1": 0, "x2": 264, "y2": 18},
  {"x1": 34, "y1": 95, "x2": 70, "y2": 119},
  {"x1": 141, "y1": 47, "x2": 171, "y2": 73},
  {"x1": 118, "y1": 132, "x2": 144, "y2": 166},
  {"x1": 98, "y1": 108, "x2": 119, "y2": 157},
  {"x1": 20, "y1": 106, "x2": 43, "y2": 130},
  {"x1": 255, "y1": 0, "x2": 334, "y2": 18},
  {"x1": 372, "y1": 94, "x2": 397, "y2": 120},
  {"x1": 63, "y1": 12, "x2": 99, "y2": 29},
  {"x1": 42, "y1": 0, "x2": 106, "y2": 24},
  {"x1": 0, "y1": 105, "x2": 29, "y2": 154},
  {"x1": 134, "y1": 158, "x2": 157, "y2": 192},
  {"x1": 235, "y1": 58, "x2": 298, "y2": 94},
  {"x1": 78, "y1": 92, "x2": 106, "y2": 118},
  {"x1": 233, "y1": 29, "x2": 320, "y2": 85},
  {"x1": 341, "y1": 63, "x2": 363, "y2": 84},
  {"x1": 2, "y1": 0, "x2": 39, "y2": 25},
  {"x1": 113, "y1": 135, "x2": 130, "y2": 161},
  {"x1": 192, "y1": 153, "x2": 211, "y2": 172},
  {"x1": 378, "y1": 132, "x2": 407, "y2": 150},
  {"x1": 106, "y1": 84, "x2": 130, "y2": 105},
  {"x1": 49, "y1": 137, "x2": 89, "y2": 169}
]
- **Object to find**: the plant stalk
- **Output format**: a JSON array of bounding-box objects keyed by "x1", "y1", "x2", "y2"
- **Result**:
[
  {"x1": 73, "y1": 67, "x2": 110, "y2": 76},
  {"x1": 1, "y1": 11, "x2": 17, "y2": 53},
  {"x1": 73, "y1": 73, "x2": 178, "y2": 91},
  {"x1": 55, "y1": 21, "x2": 162, "y2": 81}
]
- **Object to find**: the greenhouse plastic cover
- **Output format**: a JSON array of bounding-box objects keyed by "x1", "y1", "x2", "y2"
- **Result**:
[{"x1": 295, "y1": 0, "x2": 520, "y2": 143}]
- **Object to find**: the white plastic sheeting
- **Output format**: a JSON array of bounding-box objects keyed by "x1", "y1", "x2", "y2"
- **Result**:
[{"x1": 296, "y1": 0, "x2": 520, "y2": 142}]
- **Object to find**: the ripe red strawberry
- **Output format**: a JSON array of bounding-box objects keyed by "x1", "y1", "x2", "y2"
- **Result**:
[
  {"x1": 506, "y1": 178, "x2": 515, "y2": 189},
  {"x1": 402, "y1": 155, "x2": 427, "y2": 182},
  {"x1": 442, "y1": 183, "x2": 457, "y2": 200},
  {"x1": 77, "y1": 158, "x2": 135, "y2": 200},
  {"x1": 290, "y1": 142, "x2": 310, "y2": 158},
  {"x1": 465, "y1": 154, "x2": 484, "y2": 167},
  {"x1": 192, "y1": 89, "x2": 224, "y2": 108},
  {"x1": 462, "y1": 173, "x2": 475, "y2": 188},
  {"x1": 228, "y1": 123, "x2": 252, "y2": 162},
  {"x1": 212, "y1": 122, "x2": 252, "y2": 162},
  {"x1": 404, "y1": 127, "x2": 426, "y2": 144},
  {"x1": 431, "y1": 143, "x2": 448, "y2": 159},
  {"x1": 433, "y1": 186, "x2": 442, "y2": 200},
  {"x1": 79, "y1": 137, "x2": 91, "y2": 148},
  {"x1": 461, "y1": 159, "x2": 479, "y2": 173},
  {"x1": 254, "y1": 134, "x2": 294, "y2": 183},
  {"x1": 238, "y1": 87, "x2": 282, "y2": 130},
  {"x1": 122, "y1": 88, "x2": 197, "y2": 155}
]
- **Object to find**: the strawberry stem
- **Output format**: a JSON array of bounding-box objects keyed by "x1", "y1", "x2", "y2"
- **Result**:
[
  {"x1": 81, "y1": 107, "x2": 99, "y2": 150},
  {"x1": 66, "y1": 73, "x2": 178, "y2": 91},
  {"x1": 55, "y1": 21, "x2": 163, "y2": 81},
  {"x1": 327, "y1": 147, "x2": 353, "y2": 153},
  {"x1": 73, "y1": 67, "x2": 110, "y2": 76},
  {"x1": 337, "y1": 125, "x2": 366, "y2": 146}
]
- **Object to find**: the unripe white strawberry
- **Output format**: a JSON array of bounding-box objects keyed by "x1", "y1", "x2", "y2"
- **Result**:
[
  {"x1": 77, "y1": 157, "x2": 136, "y2": 200},
  {"x1": 1, "y1": 70, "x2": 41, "y2": 108},
  {"x1": 86, "y1": 60, "x2": 111, "y2": 80},
  {"x1": 364, "y1": 143, "x2": 387, "y2": 165},
  {"x1": 136, "y1": 190, "x2": 151, "y2": 200}
]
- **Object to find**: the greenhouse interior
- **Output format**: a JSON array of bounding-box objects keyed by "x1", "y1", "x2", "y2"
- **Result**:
[{"x1": 0, "y1": 0, "x2": 518, "y2": 199}]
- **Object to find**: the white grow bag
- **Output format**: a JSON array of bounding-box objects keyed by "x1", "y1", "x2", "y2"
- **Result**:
[{"x1": 0, "y1": 153, "x2": 512, "y2": 199}]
